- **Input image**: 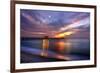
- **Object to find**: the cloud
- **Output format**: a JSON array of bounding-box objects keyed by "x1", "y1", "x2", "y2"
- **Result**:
[{"x1": 59, "y1": 17, "x2": 90, "y2": 32}]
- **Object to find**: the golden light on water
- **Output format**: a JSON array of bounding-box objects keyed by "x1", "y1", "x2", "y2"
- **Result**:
[
  {"x1": 55, "y1": 55, "x2": 70, "y2": 60},
  {"x1": 55, "y1": 41, "x2": 65, "y2": 51},
  {"x1": 41, "y1": 38, "x2": 49, "y2": 56},
  {"x1": 42, "y1": 39, "x2": 49, "y2": 49},
  {"x1": 65, "y1": 42, "x2": 72, "y2": 53}
]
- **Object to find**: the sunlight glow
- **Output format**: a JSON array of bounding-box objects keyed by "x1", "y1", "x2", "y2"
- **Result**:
[{"x1": 54, "y1": 31, "x2": 74, "y2": 38}]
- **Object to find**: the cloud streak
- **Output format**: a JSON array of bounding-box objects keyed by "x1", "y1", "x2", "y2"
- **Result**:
[{"x1": 21, "y1": 9, "x2": 90, "y2": 38}]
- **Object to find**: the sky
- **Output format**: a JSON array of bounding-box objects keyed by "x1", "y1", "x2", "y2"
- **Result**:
[{"x1": 20, "y1": 9, "x2": 90, "y2": 39}]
